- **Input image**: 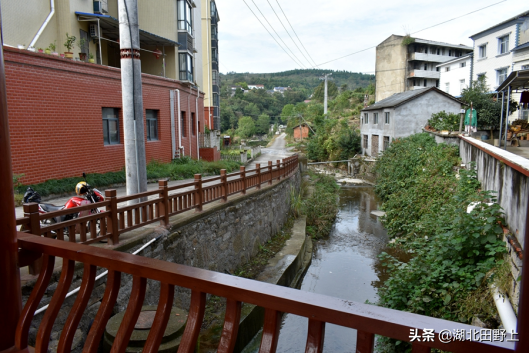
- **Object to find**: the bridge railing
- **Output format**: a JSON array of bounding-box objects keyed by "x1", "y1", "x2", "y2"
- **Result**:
[
  {"x1": 16, "y1": 155, "x2": 299, "y2": 248},
  {"x1": 14, "y1": 232, "x2": 517, "y2": 353}
]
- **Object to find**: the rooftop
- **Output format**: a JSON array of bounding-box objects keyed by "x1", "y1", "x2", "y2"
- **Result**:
[
  {"x1": 436, "y1": 53, "x2": 473, "y2": 67},
  {"x1": 413, "y1": 38, "x2": 472, "y2": 51},
  {"x1": 512, "y1": 42, "x2": 529, "y2": 52},
  {"x1": 362, "y1": 87, "x2": 461, "y2": 111},
  {"x1": 470, "y1": 11, "x2": 529, "y2": 39}
]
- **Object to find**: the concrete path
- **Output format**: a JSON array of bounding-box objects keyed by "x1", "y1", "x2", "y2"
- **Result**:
[{"x1": 15, "y1": 134, "x2": 294, "y2": 219}]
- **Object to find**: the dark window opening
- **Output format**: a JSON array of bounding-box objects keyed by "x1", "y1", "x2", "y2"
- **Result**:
[
  {"x1": 181, "y1": 111, "x2": 187, "y2": 137},
  {"x1": 103, "y1": 108, "x2": 120, "y2": 145},
  {"x1": 146, "y1": 110, "x2": 158, "y2": 141},
  {"x1": 191, "y1": 112, "x2": 196, "y2": 135}
]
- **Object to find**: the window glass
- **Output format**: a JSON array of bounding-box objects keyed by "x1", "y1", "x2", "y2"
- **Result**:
[
  {"x1": 479, "y1": 45, "x2": 487, "y2": 58},
  {"x1": 191, "y1": 112, "x2": 196, "y2": 135},
  {"x1": 499, "y1": 35, "x2": 509, "y2": 54},
  {"x1": 179, "y1": 53, "x2": 193, "y2": 81},
  {"x1": 373, "y1": 113, "x2": 378, "y2": 124},
  {"x1": 385, "y1": 112, "x2": 390, "y2": 124},
  {"x1": 181, "y1": 112, "x2": 186, "y2": 137},
  {"x1": 364, "y1": 113, "x2": 368, "y2": 124},
  {"x1": 497, "y1": 68, "x2": 508, "y2": 85},
  {"x1": 177, "y1": 0, "x2": 193, "y2": 35},
  {"x1": 146, "y1": 110, "x2": 158, "y2": 141},
  {"x1": 103, "y1": 108, "x2": 119, "y2": 145}
]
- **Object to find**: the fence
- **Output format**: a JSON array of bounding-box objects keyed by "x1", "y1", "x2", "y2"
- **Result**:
[
  {"x1": 14, "y1": 231, "x2": 521, "y2": 353},
  {"x1": 16, "y1": 155, "x2": 299, "y2": 249}
]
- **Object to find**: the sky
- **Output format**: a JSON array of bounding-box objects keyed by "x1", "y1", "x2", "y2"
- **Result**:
[{"x1": 216, "y1": 0, "x2": 529, "y2": 74}]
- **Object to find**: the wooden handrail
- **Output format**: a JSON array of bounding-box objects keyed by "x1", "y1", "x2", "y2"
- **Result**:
[
  {"x1": 16, "y1": 155, "x2": 300, "y2": 252},
  {"x1": 16, "y1": 232, "x2": 515, "y2": 353}
]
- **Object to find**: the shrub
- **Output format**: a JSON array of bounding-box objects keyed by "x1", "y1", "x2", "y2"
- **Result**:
[{"x1": 427, "y1": 110, "x2": 461, "y2": 131}]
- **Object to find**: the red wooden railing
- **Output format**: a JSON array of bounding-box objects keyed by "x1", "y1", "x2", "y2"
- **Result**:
[
  {"x1": 14, "y1": 232, "x2": 518, "y2": 353},
  {"x1": 16, "y1": 155, "x2": 299, "y2": 247}
]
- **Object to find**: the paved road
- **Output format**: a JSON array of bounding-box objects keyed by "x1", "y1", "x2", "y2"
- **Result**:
[{"x1": 15, "y1": 134, "x2": 295, "y2": 219}]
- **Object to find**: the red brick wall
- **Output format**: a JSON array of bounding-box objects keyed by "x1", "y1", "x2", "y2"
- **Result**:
[
  {"x1": 293, "y1": 125, "x2": 309, "y2": 139},
  {"x1": 199, "y1": 147, "x2": 220, "y2": 162},
  {"x1": 4, "y1": 47, "x2": 205, "y2": 184}
]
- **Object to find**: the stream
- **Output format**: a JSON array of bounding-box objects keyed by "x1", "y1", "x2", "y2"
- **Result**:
[{"x1": 243, "y1": 185, "x2": 398, "y2": 352}]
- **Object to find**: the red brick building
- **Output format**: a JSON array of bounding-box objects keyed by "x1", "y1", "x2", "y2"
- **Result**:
[
  {"x1": 5, "y1": 47, "x2": 205, "y2": 185},
  {"x1": 293, "y1": 123, "x2": 310, "y2": 140}
]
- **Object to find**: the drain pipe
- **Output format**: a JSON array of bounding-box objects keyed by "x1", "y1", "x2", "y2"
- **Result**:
[
  {"x1": 176, "y1": 89, "x2": 183, "y2": 157},
  {"x1": 34, "y1": 236, "x2": 162, "y2": 316},
  {"x1": 491, "y1": 285, "x2": 517, "y2": 334},
  {"x1": 29, "y1": 0, "x2": 55, "y2": 48},
  {"x1": 196, "y1": 86, "x2": 200, "y2": 159},
  {"x1": 170, "y1": 90, "x2": 176, "y2": 158}
]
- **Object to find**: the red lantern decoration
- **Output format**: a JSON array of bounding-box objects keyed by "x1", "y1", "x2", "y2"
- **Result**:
[{"x1": 154, "y1": 48, "x2": 162, "y2": 59}]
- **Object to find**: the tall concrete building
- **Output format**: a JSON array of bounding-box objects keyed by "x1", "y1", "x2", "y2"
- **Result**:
[
  {"x1": 201, "y1": 0, "x2": 220, "y2": 131},
  {"x1": 0, "y1": 0, "x2": 203, "y2": 85},
  {"x1": 375, "y1": 35, "x2": 472, "y2": 102}
]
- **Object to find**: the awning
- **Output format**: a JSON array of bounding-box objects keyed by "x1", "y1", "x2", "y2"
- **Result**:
[
  {"x1": 75, "y1": 12, "x2": 180, "y2": 47},
  {"x1": 497, "y1": 70, "x2": 529, "y2": 92}
]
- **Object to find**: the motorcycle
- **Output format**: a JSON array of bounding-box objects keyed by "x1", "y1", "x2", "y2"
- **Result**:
[{"x1": 23, "y1": 173, "x2": 105, "y2": 237}]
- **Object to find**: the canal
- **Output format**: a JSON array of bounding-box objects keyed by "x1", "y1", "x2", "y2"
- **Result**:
[{"x1": 243, "y1": 185, "x2": 393, "y2": 352}]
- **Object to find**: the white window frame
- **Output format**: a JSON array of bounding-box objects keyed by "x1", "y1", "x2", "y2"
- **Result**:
[
  {"x1": 445, "y1": 82, "x2": 450, "y2": 93},
  {"x1": 498, "y1": 35, "x2": 509, "y2": 54},
  {"x1": 364, "y1": 113, "x2": 368, "y2": 125},
  {"x1": 497, "y1": 67, "x2": 508, "y2": 85},
  {"x1": 478, "y1": 44, "x2": 487, "y2": 59},
  {"x1": 459, "y1": 79, "x2": 465, "y2": 93},
  {"x1": 373, "y1": 113, "x2": 378, "y2": 124},
  {"x1": 384, "y1": 112, "x2": 390, "y2": 124}
]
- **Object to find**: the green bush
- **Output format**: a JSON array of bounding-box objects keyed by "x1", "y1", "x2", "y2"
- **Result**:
[
  {"x1": 427, "y1": 110, "x2": 461, "y2": 131},
  {"x1": 303, "y1": 173, "x2": 339, "y2": 238}
]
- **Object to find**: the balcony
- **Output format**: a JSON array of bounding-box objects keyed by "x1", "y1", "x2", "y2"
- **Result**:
[
  {"x1": 408, "y1": 69, "x2": 440, "y2": 79},
  {"x1": 408, "y1": 52, "x2": 458, "y2": 63}
]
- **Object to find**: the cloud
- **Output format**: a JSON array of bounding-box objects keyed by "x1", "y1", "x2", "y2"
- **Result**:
[{"x1": 216, "y1": 0, "x2": 528, "y2": 73}]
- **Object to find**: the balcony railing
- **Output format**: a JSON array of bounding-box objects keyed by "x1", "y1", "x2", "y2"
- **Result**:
[
  {"x1": 14, "y1": 229, "x2": 517, "y2": 353},
  {"x1": 17, "y1": 156, "x2": 299, "y2": 248},
  {"x1": 408, "y1": 52, "x2": 460, "y2": 63},
  {"x1": 408, "y1": 69, "x2": 440, "y2": 79}
]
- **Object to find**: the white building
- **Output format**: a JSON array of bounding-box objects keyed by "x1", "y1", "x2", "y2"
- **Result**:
[
  {"x1": 512, "y1": 42, "x2": 529, "y2": 71},
  {"x1": 437, "y1": 54, "x2": 472, "y2": 97},
  {"x1": 248, "y1": 84, "x2": 264, "y2": 89}
]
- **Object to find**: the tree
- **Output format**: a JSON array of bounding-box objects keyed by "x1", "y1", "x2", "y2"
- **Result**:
[
  {"x1": 256, "y1": 114, "x2": 271, "y2": 134},
  {"x1": 312, "y1": 80, "x2": 338, "y2": 103},
  {"x1": 237, "y1": 116, "x2": 255, "y2": 139},
  {"x1": 280, "y1": 104, "x2": 294, "y2": 124}
]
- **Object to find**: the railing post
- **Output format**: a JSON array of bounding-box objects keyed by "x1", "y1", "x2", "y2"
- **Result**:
[
  {"x1": 24, "y1": 203, "x2": 42, "y2": 275},
  {"x1": 240, "y1": 166, "x2": 246, "y2": 195},
  {"x1": 194, "y1": 174, "x2": 203, "y2": 212},
  {"x1": 256, "y1": 163, "x2": 261, "y2": 190},
  {"x1": 221, "y1": 169, "x2": 228, "y2": 202},
  {"x1": 277, "y1": 160, "x2": 281, "y2": 181},
  {"x1": 105, "y1": 189, "x2": 119, "y2": 245},
  {"x1": 268, "y1": 161, "x2": 273, "y2": 185},
  {"x1": 158, "y1": 180, "x2": 170, "y2": 227}
]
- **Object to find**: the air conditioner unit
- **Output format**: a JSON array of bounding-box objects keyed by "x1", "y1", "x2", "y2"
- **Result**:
[
  {"x1": 93, "y1": 0, "x2": 108, "y2": 14},
  {"x1": 89, "y1": 24, "x2": 99, "y2": 38}
]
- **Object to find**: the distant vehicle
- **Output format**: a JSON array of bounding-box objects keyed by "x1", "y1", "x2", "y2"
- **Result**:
[{"x1": 275, "y1": 131, "x2": 280, "y2": 135}]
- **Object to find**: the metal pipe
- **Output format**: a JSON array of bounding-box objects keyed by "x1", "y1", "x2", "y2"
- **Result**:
[
  {"x1": 99, "y1": 37, "x2": 167, "y2": 56},
  {"x1": 188, "y1": 86, "x2": 191, "y2": 157},
  {"x1": 504, "y1": 86, "x2": 511, "y2": 150},
  {"x1": 98, "y1": 19, "x2": 102, "y2": 64},
  {"x1": 205, "y1": 0, "x2": 212, "y2": 130},
  {"x1": 177, "y1": 89, "x2": 182, "y2": 155},
  {"x1": 162, "y1": 45, "x2": 165, "y2": 77},
  {"x1": 491, "y1": 285, "x2": 517, "y2": 334},
  {"x1": 170, "y1": 90, "x2": 176, "y2": 158},
  {"x1": 0, "y1": 7, "x2": 23, "y2": 348},
  {"x1": 499, "y1": 91, "x2": 505, "y2": 145},
  {"x1": 196, "y1": 86, "x2": 200, "y2": 159},
  {"x1": 29, "y1": 0, "x2": 55, "y2": 48},
  {"x1": 34, "y1": 237, "x2": 161, "y2": 316}
]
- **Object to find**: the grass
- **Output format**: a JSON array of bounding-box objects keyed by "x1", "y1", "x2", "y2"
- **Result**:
[{"x1": 16, "y1": 158, "x2": 241, "y2": 198}]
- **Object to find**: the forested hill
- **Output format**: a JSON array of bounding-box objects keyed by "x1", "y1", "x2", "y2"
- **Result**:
[{"x1": 221, "y1": 69, "x2": 374, "y2": 94}]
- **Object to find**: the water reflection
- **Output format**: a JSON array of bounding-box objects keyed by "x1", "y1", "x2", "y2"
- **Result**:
[{"x1": 275, "y1": 186, "x2": 391, "y2": 352}]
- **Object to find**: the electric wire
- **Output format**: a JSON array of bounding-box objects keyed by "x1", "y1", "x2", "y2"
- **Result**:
[
  {"x1": 314, "y1": 0, "x2": 507, "y2": 67},
  {"x1": 266, "y1": 0, "x2": 314, "y2": 68},
  {"x1": 242, "y1": 0, "x2": 305, "y2": 69},
  {"x1": 249, "y1": 0, "x2": 308, "y2": 69},
  {"x1": 275, "y1": 0, "x2": 318, "y2": 67}
]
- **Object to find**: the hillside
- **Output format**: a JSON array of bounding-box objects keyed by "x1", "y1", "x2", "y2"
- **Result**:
[{"x1": 221, "y1": 69, "x2": 374, "y2": 95}]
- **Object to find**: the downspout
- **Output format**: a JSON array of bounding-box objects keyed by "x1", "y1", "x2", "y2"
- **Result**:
[
  {"x1": 205, "y1": 0, "x2": 212, "y2": 130},
  {"x1": 177, "y1": 89, "x2": 183, "y2": 157},
  {"x1": 491, "y1": 285, "x2": 517, "y2": 334},
  {"x1": 29, "y1": 0, "x2": 55, "y2": 48},
  {"x1": 170, "y1": 90, "x2": 176, "y2": 158},
  {"x1": 188, "y1": 86, "x2": 191, "y2": 157},
  {"x1": 196, "y1": 86, "x2": 200, "y2": 159}
]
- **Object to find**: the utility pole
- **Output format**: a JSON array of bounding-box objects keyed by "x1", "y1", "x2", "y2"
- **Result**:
[
  {"x1": 320, "y1": 73, "x2": 332, "y2": 118},
  {"x1": 119, "y1": 0, "x2": 147, "y2": 203}
]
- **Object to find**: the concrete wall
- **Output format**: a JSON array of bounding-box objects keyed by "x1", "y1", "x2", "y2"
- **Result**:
[
  {"x1": 21, "y1": 169, "x2": 301, "y2": 352},
  {"x1": 375, "y1": 34, "x2": 407, "y2": 102},
  {"x1": 459, "y1": 136, "x2": 528, "y2": 307},
  {"x1": 438, "y1": 56, "x2": 472, "y2": 96}
]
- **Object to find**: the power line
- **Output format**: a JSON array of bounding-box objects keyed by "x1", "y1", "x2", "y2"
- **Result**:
[
  {"x1": 314, "y1": 0, "x2": 507, "y2": 67},
  {"x1": 275, "y1": 0, "x2": 319, "y2": 67},
  {"x1": 266, "y1": 0, "x2": 314, "y2": 68},
  {"x1": 250, "y1": 0, "x2": 308, "y2": 69},
  {"x1": 241, "y1": 0, "x2": 304, "y2": 69}
]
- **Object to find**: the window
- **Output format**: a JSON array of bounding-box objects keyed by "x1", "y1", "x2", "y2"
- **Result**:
[
  {"x1": 448, "y1": 50, "x2": 453, "y2": 57},
  {"x1": 210, "y1": 1, "x2": 217, "y2": 17},
  {"x1": 373, "y1": 113, "x2": 378, "y2": 124},
  {"x1": 497, "y1": 68, "x2": 508, "y2": 85},
  {"x1": 445, "y1": 83, "x2": 450, "y2": 93},
  {"x1": 364, "y1": 113, "x2": 368, "y2": 124},
  {"x1": 424, "y1": 63, "x2": 428, "y2": 70},
  {"x1": 212, "y1": 48, "x2": 218, "y2": 62},
  {"x1": 102, "y1": 108, "x2": 119, "y2": 145},
  {"x1": 460, "y1": 62, "x2": 466, "y2": 68},
  {"x1": 363, "y1": 135, "x2": 368, "y2": 149},
  {"x1": 436, "y1": 67, "x2": 440, "y2": 72},
  {"x1": 384, "y1": 112, "x2": 390, "y2": 124},
  {"x1": 477, "y1": 73, "x2": 486, "y2": 80},
  {"x1": 459, "y1": 79, "x2": 466, "y2": 93},
  {"x1": 179, "y1": 53, "x2": 193, "y2": 81},
  {"x1": 522, "y1": 65, "x2": 529, "y2": 70},
  {"x1": 213, "y1": 93, "x2": 219, "y2": 107},
  {"x1": 445, "y1": 67, "x2": 450, "y2": 72},
  {"x1": 383, "y1": 136, "x2": 390, "y2": 150},
  {"x1": 212, "y1": 70, "x2": 219, "y2": 85},
  {"x1": 181, "y1": 111, "x2": 186, "y2": 137},
  {"x1": 423, "y1": 79, "x2": 427, "y2": 87},
  {"x1": 191, "y1": 112, "x2": 196, "y2": 135},
  {"x1": 436, "y1": 80, "x2": 439, "y2": 88},
  {"x1": 478, "y1": 44, "x2": 487, "y2": 58},
  {"x1": 211, "y1": 25, "x2": 218, "y2": 40},
  {"x1": 177, "y1": 0, "x2": 193, "y2": 35},
  {"x1": 146, "y1": 110, "x2": 158, "y2": 141},
  {"x1": 498, "y1": 35, "x2": 509, "y2": 54}
]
